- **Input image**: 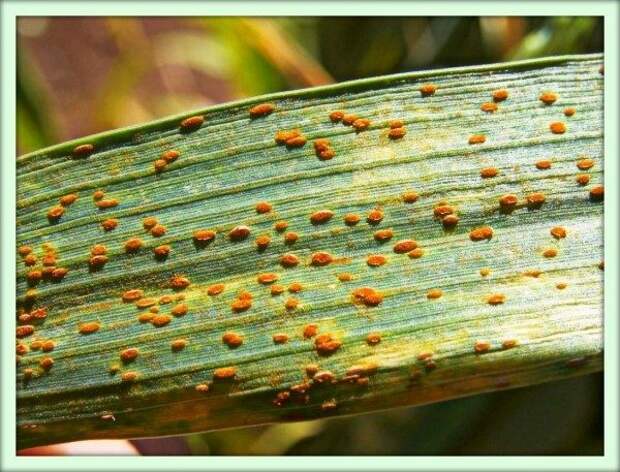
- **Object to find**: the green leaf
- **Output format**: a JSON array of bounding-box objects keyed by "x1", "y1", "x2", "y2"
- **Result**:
[{"x1": 16, "y1": 54, "x2": 603, "y2": 449}]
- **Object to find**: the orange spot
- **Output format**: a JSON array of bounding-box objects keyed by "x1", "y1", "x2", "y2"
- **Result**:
[
  {"x1": 337, "y1": 272, "x2": 353, "y2": 282},
  {"x1": 310, "y1": 209, "x2": 334, "y2": 224},
  {"x1": 72, "y1": 143, "x2": 94, "y2": 158},
  {"x1": 170, "y1": 275, "x2": 190, "y2": 290},
  {"x1": 142, "y1": 217, "x2": 158, "y2": 230},
  {"x1": 195, "y1": 383, "x2": 210, "y2": 393},
  {"x1": 492, "y1": 89, "x2": 509, "y2": 102},
  {"x1": 374, "y1": 229, "x2": 393, "y2": 242},
  {"x1": 502, "y1": 339, "x2": 518, "y2": 349},
  {"x1": 135, "y1": 298, "x2": 156, "y2": 309},
  {"x1": 366, "y1": 332, "x2": 381, "y2": 345},
  {"x1": 288, "y1": 282, "x2": 303, "y2": 293},
  {"x1": 275, "y1": 129, "x2": 300, "y2": 144},
  {"x1": 138, "y1": 312, "x2": 154, "y2": 323},
  {"x1": 329, "y1": 111, "x2": 344, "y2": 122},
  {"x1": 101, "y1": 219, "x2": 118, "y2": 231},
  {"x1": 78, "y1": 322, "x2": 100, "y2": 334},
  {"x1": 151, "y1": 314, "x2": 172, "y2": 327},
  {"x1": 433, "y1": 205, "x2": 454, "y2": 218},
  {"x1": 257, "y1": 273, "x2": 279, "y2": 284},
  {"x1": 344, "y1": 213, "x2": 361, "y2": 226},
  {"x1": 474, "y1": 340, "x2": 491, "y2": 353},
  {"x1": 303, "y1": 324, "x2": 318, "y2": 338},
  {"x1": 120, "y1": 348, "x2": 139, "y2": 362},
  {"x1": 93, "y1": 190, "x2": 105, "y2": 201},
  {"x1": 16, "y1": 325, "x2": 35, "y2": 338},
  {"x1": 576, "y1": 174, "x2": 590, "y2": 186},
  {"x1": 171, "y1": 339, "x2": 187, "y2": 351},
  {"x1": 121, "y1": 371, "x2": 138, "y2": 382},
  {"x1": 171, "y1": 303, "x2": 188, "y2": 317},
  {"x1": 590, "y1": 185, "x2": 604, "y2": 201},
  {"x1": 556, "y1": 282, "x2": 567, "y2": 290},
  {"x1": 442, "y1": 214, "x2": 459, "y2": 228},
  {"x1": 468, "y1": 134, "x2": 486, "y2": 145},
  {"x1": 366, "y1": 209, "x2": 384, "y2": 225},
  {"x1": 342, "y1": 114, "x2": 358, "y2": 126},
  {"x1": 18, "y1": 246, "x2": 32, "y2": 257},
  {"x1": 23, "y1": 254, "x2": 37, "y2": 266},
  {"x1": 352, "y1": 118, "x2": 370, "y2": 131},
  {"x1": 89, "y1": 255, "x2": 108, "y2": 268},
  {"x1": 249, "y1": 102, "x2": 275, "y2": 118},
  {"x1": 388, "y1": 119, "x2": 404, "y2": 129},
  {"x1": 366, "y1": 254, "x2": 387, "y2": 267},
  {"x1": 180, "y1": 115, "x2": 204, "y2": 131},
  {"x1": 499, "y1": 194, "x2": 518, "y2": 208},
  {"x1": 426, "y1": 288, "x2": 443, "y2": 299},
  {"x1": 207, "y1": 283, "x2": 225, "y2": 296},
  {"x1": 59, "y1": 194, "x2": 78, "y2": 206},
  {"x1": 270, "y1": 284, "x2": 285, "y2": 295},
  {"x1": 524, "y1": 269, "x2": 542, "y2": 278},
  {"x1": 285, "y1": 135, "x2": 307, "y2": 148},
  {"x1": 255, "y1": 234, "x2": 271, "y2": 250},
  {"x1": 154, "y1": 159, "x2": 167, "y2": 173},
  {"x1": 402, "y1": 191, "x2": 419, "y2": 203},
  {"x1": 40, "y1": 357, "x2": 54, "y2": 370},
  {"x1": 549, "y1": 122, "x2": 566, "y2": 134},
  {"x1": 256, "y1": 201, "x2": 272, "y2": 214},
  {"x1": 526, "y1": 192, "x2": 546, "y2": 208},
  {"x1": 229, "y1": 225, "x2": 251, "y2": 241},
  {"x1": 564, "y1": 107, "x2": 576, "y2": 117},
  {"x1": 26, "y1": 270, "x2": 42, "y2": 284},
  {"x1": 539, "y1": 92, "x2": 558, "y2": 105},
  {"x1": 284, "y1": 232, "x2": 299, "y2": 244},
  {"x1": 543, "y1": 247, "x2": 558, "y2": 258},
  {"x1": 122, "y1": 289, "x2": 143, "y2": 302},
  {"x1": 352, "y1": 287, "x2": 383, "y2": 306},
  {"x1": 535, "y1": 160, "x2": 552, "y2": 170},
  {"x1": 162, "y1": 150, "x2": 180, "y2": 163},
  {"x1": 231, "y1": 298, "x2": 252, "y2": 313},
  {"x1": 317, "y1": 148, "x2": 336, "y2": 160},
  {"x1": 480, "y1": 102, "x2": 498, "y2": 113},
  {"x1": 153, "y1": 245, "x2": 171, "y2": 258},
  {"x1": 213, "y1": 367, "x2": 236, "y2": 380},
  {"x1": 487, "y1": 293, "x2": 506, "y2": 305},
  {"x1": 480, "y1": 167, "x2": 499, "y2": 178},
  {"x1": 285, "y1": 298, "x2": 299, "y2": 310},
  {"x1": 550, "y1": 226, "x2": 567, "y2": 239},
  {"x1": 315, "y1": 333, "x2": 342, "y2": 356},
  {"x1": 311, "y1": 251, "x2": 334, "y2": 266},
  {"x1": 577, "y1": 158, "x2": 594, "y2": 170},
  {"x1": 193, "y1": 229, "x2": 216, "y2": 244},
  {"x1": 222, "y1": 332, "x2": 243, "y2": 348},
  {"x1": 393, "y1": 240, "x2": 417, "y2": 253},
  {"x1": 408, "y1": 248, "x2": 424, "y2": 259},
  {"x1": 272, "y1": 333, "x2": 289, "y2": 344},
  {"x1": 274, "y1": 221, "x2": 288, "y2": 232},
  {"x1": 95, "y1": 199, "x2": 119, "y2": 209},
  {"x1": 469, "y1": 226, "x2": 493, "y2": 241},
  {"x1": 47, "y1": 206, "x2": 65, "y2": 221},
  {"x1": 420, "y1": 83, "x2": 437, "y2": 96},
  {"x1": 124, "y1": 238, "x2": 143, "y2": 253},
  {"x1": 280, "y1": 253, "x2": 300, "y2": 268},
  {"x1": 479, "y1": 268, "x2": 491, "y2": 277}
]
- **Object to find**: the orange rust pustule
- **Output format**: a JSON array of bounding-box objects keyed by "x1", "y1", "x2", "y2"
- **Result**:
[
  {"x1": 154, "y1": 159, "x2": 167, "y2": 173},
  {"x1": 171, "y1": 339, "x2": 188, "y2": 351},
  {"x1": 499, "y1": 194, "x2": 518, "y2": 208},
  {"x1": 303, "y1": 324, "x2": 318, "y2": 339},
  {"x1": 229, "y1": 225, "x2": 251, "y2": 241},
  {"x1": 550, "y1": 226, "x2": 567, "y2": 239},
  {"x1": 366, "y1": 209, "x2": 384, "y2": 225},
  {"x1": 101, "y1": 219, "x2": 119, "y2": 231},
  {"x1": 480, "y1": 102, "x2": 498, "y2": 113},
  {"x1": 311, "y1": 251, "x2": 334, "y2": 266},
  {"x1": 162, "y1": 150, "x2": 180, "y2": 163},
  {"x1": 255, "y1": 235, "x2": 271, "y2": 250},
  {"x1": 526, "y1": 192, "x2": 546, "y2": 209},
  {"x1": 270, "y1": 284, "x2": 285, "y2": 295},
  {"x1": 393, "y1": 240, "x2": 417, "y2": 253},
  {"x1": 194, "y1": 229, "x2": 216, "y2": 245},
  {"x1": 93, "y1": 190, "x2": 105, "y2": 201},
  {"x1": 408, "y1": 248, "x2": 424, "y2": 259},
  {"x1": 23, "y1": 254, "x2": 37, "y2": 266},
  {"x1": 40, "y1": 357, "x2": 54, "y2": 370},
  {"x1": 433, "y1": 205, "x2": 454, "y2": 218},
  {"x1": 96, "y1": 199, "x2": 119, "y2": 209},
  {"x1": 72, "y1": 143, "x2": 95, "y2": 158},
  {"x1": 59, "y1": 194, "x2": 78, "y2": 206},
  {"x1": 257, "y1": 273, "x2": 279, "y2": 284},
  {"x1": 170, "y1": 275, "x2": 191, "y2": 290},
  {"x1": 122, "y1": 289, "x2": 144, "y2": 302},
  {"x1": 249, "y1": 103, "x2": 275, "y2": 118},
  {"x1": 480, "y1": 167, "x2": 499, "y2": 178},
  {"x1": 91, "y1": 244, "x2": 107, "y2": 255},
  {"x1": 180, "y1": 115, "x2": 205, "y2": 132},
  {"x1": 419, "y1": 83, "x2": 437, "y2": 96},
  {"x1": 589, "y1": 185, "x2": 604, "y2": 201},
  {"x1": 18, "y1": 246, "x2": 33, "y2": 257},
  {"x1": 577, "y1": 158, "x2": 595, "y2": 170},
  {"x1": 272, "y1": 333, "x2": 289, "y2": 344},
  {"x1": 492, "y1": 89, "x2": 509, "y2": 102},
  {"x1": 120, "y1": 348, "x2": 139, "y2": 363},
  {"x1": 213, "y1": 366, "x2": 237, "y2": 380},
  {"x1": 231, "y1": 298, "x2": 252, "y2": 313},
  {"x1": 310, "y1": 209, "x2": 334, "y2": 225},
  {"x1": 285, "y1": 136, "x2": 307, "y2": 148},
  {"x1": 389, "y1": 119, "x2": 404, "y2": 129},
  {"x1": 388, "y1": 127, "x2": 407, "y2": 140},
  {"x1": 255, "y1": 201, "x2": 272, "y2": 214},
  {"x1": 342, "y1": 114, "x2": 358, "y2": 126},
  {"x1": 288, "y1": 282, "x2": 303, "y2": 293},
  {"x1": 502, "y1": 339, "x2": 518, "y2": 350},
  {"x1": 171, "y1": 303, "x2": 188, "y2": 317},
  {"x1": 124, "y1": 238, "x2": 143, "y2": 253},
  {"x1": 337, "y1": 272, "x2": 353, "y2": 282},
  {"x1": 374, "y1": 229, "x2": 394, "y2": 242},
  {"x1": 47, "y1": 206, "x2": 65, "y2": 221},
  {"x1": 207, "y1": 284, "x2": 225, "y2": 296},
  {"x1": 151, "y1": 314, "x2": 172, "y2": 327},
  {"x1": 153, "y1": 245, "x2": 171, "y2": 258},
  {"x1": 549, "y1": 122, "x2": 566, "y2": 134},
  {"x1": 344, "y1": 213, "x2": 361, "y2": 226},
  {"x1": 426, "y1": 288, "x2": 443, "y2": 300},
  {"x1": 352, "y1": 287, "x2": 383, "y2": 306},
  {"x1": 468, "y1": 134, "x2": 486, "y2": 145},
  {"x1": 474, "y1": 340, "x2": 491, "y2": 353},
  {"x1": 352, "y1": 118, "x2": 370, "y2": 131},
  {"x1": 366, "y1": 254, "x2": 387, "y2": 267},
  {"x1": 366, "y1": 332, "x2": 382, "y2": 345},
  {"x1": 479, "y1": 268, "x2": 491, "y2": 277},
  {"x1": 89, "y1": 255, "x2": 108, "y2": 268},
  {"x1": 314, "y1": 333, "x2": 342, "y2": 356},
  {"x1": 535, "y1": 160, "x2": 552, "y2": 170},
  {"x1": 442, "y1": 214, "x2": 459, "y2": 228},
  {"x1": 469, "y1": 226, "x2": 493, "y2": 241},
  {"x1": 402, "y1": 191, "x2": 419, "y2": 203},
  {"x1": 487, "y1": 293, "x2": 506, "y2": 305},
  {"x1": 274, "y1": 221, "x2": 288, "y2": 232},
  {"x1": 78, "y1": 322, "x2": 100, "y2": 334},
  {"x1": 222, "y1": 332, "x2": 244, "y2": 348},
  {"x1": 285, "y1": 298, "x2": 300, "y2": 311},
  {"x1": 142, "y1": 217, "x2": 158, "y2": 230},
  {"x1": 280, "y1": 253, "x2": 300, "y2": 268},
  {"x1": 275, "y1": 129, "x2": 300, "y2": 144},
  {"x1": 329, "y1": 111, "x2": 345, "y2": 122},
  {"x1": 284, "y1": 232, "x2": 299, "y2": 245},
  {"x1": 149, "y1": 224, "x2": 166, "y2": 237},
  {"x1": 121, "y1": 371, "x2": 138, "y2": 382},
  {"x1": 564, "y1": 107, "x2": 576, "y2": 117},
  {"x1": 539, "y1": 92, "x2": 558, "y2": 105},
  {"x1": 16, "y1": 325, "x2": 35, "y2": 338}
]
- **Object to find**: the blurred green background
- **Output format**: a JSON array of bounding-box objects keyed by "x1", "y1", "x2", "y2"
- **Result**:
[{"x1": 17, "y1": 17, "x2": 603, "y2": 455}]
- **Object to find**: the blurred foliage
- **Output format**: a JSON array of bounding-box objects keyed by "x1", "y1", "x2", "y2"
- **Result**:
[{"x1": 16, "y1": 16, "x2": 603, "y2": 455}]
